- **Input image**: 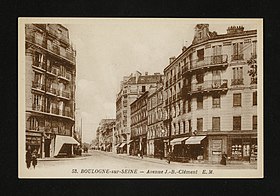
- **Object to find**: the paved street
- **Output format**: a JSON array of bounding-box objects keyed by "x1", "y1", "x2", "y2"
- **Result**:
[{"x1": 21, "y1": 150, "x2": 257, "y2": 178}]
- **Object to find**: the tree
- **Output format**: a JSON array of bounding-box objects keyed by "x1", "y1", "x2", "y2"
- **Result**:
[{"x1": 247, "y1": 56, "x2": 257, "y2": 84}]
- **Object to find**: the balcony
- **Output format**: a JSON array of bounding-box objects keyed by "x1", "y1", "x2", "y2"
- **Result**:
[
  {"x1": 32, "y1": 62, "x2": 46, "y2": 72},
  {"x1": 32, "y1": 104, "x2": 44, "y2": 112},
  {"x1": 58, "y1": 90, "x2": 71, "y2": 100},
  {"x1": 231, "y1": 78, "x2": 244, "y2": 85},
  {"x1": 26, "y1": 34, "x2": 47, "y2": 48},
  {"x1": 182, "y1": 55, "x2": 228, "y2": 74},
  {"x1": 46, "y1": 86, "x2": 57, "y2": 96},
  {"x1": 58, "y1": 72, "x2": 71, "y2": 82},
  {"x1": 188, "y1": 79, "x2": 228, "y2": 95},
  {"x1": 46, "y1": 67, "x2": 58, "y2": 76},
  {"x1": 231, "y1": 54, "x2": 244, "y2": 61},
  {"x1": 32, "y1": 82, "x2": 45, "y2": 92}
]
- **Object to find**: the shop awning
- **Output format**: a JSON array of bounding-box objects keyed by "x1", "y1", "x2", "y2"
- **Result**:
[
  {"x1": 185, "y1": 136, "x2": 206, "y2": 145},
  {"x1": 127, "y1": 140, "x2": 134, "y2": 145},
  {"x1": 54, "y1": 135, "x2": 79, "y2": 156},
  {"x1": 170, "y1": 137, "x2": 189, "y2": 145},
  {"x1": 119, "y1": 143, "x2": 127, "y2": 148}
]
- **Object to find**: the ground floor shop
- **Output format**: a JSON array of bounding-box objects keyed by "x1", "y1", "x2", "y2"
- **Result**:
[{"x1": 130, "y1": 136, "x2": 147, "y2": 156}]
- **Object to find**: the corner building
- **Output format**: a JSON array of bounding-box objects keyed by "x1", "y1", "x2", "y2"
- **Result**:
[
  {"x1": 25, "y1": 24, "x2": 78, "y2": 158},
  {"x1": 163, "y1": 24, "x2": 258, "y2": 163}
]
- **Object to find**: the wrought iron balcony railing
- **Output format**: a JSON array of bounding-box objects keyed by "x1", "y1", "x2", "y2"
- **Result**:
[
  {"x1": 182, "y1": 55, "x2": 228, "y2": 74},
  {"x1": 187, "y1": 79, "x2": 228, "y2": 93},
  {"x1": 46, "y1": 86, "x2": 57, "y2": 95},
  {"x1": 231, "y1": 54, "x2": 244, "y2": 61},
  {"x1": 32, "y1": 82, "x2": 45, "y2": 91},
  {"x1": 58, "y1": 90, "x2": 70, "y2": 99},
  {"x1": 231, "y1": 78, "x2": 244, "y2": 85}
]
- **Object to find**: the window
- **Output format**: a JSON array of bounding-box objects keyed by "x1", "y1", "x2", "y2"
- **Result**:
[
  {"x1": 197, "y1": 96, "x2": 203, "y2": 109},
  {"x1": 232, "y1": 42, "x2": 244, "y2": 60},
  {"x1": 188, "y1": 100, "x2": 191, "y2": 112},
  {"x1": 197, "y1": 49, "x2": 204, "y2": 61},
  {"x1": 213, "y1": 95, "x2": 221, "y2": 108},
  {"x1": 253, "y1": 91, "x2": 257, "y2": 106},
  {"x1": 178, "y1": 122, "x2": 181, "y2": 134},
  {"x1": 253, "y1": 116, "x2": 257, "y2": 130},
  {"x1": 142, "y1": 86, "x2": 146, "y2": 92},
  {"x1": 196, "y1": 73, "x2": 204, "y2": 84},
  {"x1": 212, "y1": 45, "x2": 222, "y2": 63},
  {"x1": 232, "y1": 67, "x2": 243, "y2": 85},
  {"x1": 27, "y1": 117, "x2": 38, "y2": 130},
  {"x1": 188, "y1": 120, "x2": 191, "y2": 133},
  {"x1": 197, "y1": 118, "x2": 203, "y2": 132},
  {"x1": 233, "y1": 116, "x2": 241, "y2": 130},
  {"x1": 183, "y1": 121, "x2": 186, "y2": 133},
  {"x1": 233, "y1": 93, "x2": 241, "y2": 107},
  {"x1": 212, "y1": 117, "x2": 220, "y2": 131}
]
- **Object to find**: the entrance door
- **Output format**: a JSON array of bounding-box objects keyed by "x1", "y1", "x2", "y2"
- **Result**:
[{"x1": 44, "y1": 139, "x2": 51, "y2": 157}]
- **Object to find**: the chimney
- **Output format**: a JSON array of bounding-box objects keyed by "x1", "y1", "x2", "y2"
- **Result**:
[
  {"x1": 227, "y1": 26, "x2": 244, "y2": 34},
  {"x1": 169, "y1": 56, "x2": 176, "y2": 64},
  {"x1": 135, "y1": 71, "x2": 141, "y2": 84},
  {"x1": 145, "y1": 72, "x2": 148, "y2": 76}
]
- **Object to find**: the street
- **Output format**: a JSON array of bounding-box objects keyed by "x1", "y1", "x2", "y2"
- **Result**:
[{"x1": 20, "y1": 150, "x2": 257, "y2": 178}]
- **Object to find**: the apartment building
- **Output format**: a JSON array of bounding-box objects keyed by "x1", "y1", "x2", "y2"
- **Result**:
[
  {"x1": 96, "y1": 119, "x2": 116, "y2": 152},
  {"x1": 115, "y1": 71, "x2": 162, "y2": 154},
  {"x1": 163, "y1": 24, "x2": 258, "y2": 163},
  {"x1": 146, "y1": 81, "x2": 167, "y2": 158},
  {"x1": 25, "y1": 24, "x2": 78, "y2": 158}
]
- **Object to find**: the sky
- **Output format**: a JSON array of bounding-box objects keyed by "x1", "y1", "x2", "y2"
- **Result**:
[{"x1": 63, "y1": 18, "x2": 260, "y2": 143}]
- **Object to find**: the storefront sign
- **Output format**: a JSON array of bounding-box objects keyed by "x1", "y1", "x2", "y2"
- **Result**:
[{"x1": 212, "y1": 139, "x2": 222, "y2": 151}]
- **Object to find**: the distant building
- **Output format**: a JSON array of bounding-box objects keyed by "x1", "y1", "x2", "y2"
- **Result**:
[
  {"x1": 96, "y1": 119, "x2": 116, "y2": 152},
  {"x1": 163, "y1": 24, "x2": 257, "y2": 163},
  {"x1": 25, "y1": 24, "x2": 78, "y2": 158},
  {"x1": 115, "y1": 71, "x2": 163, "y2": 154}
]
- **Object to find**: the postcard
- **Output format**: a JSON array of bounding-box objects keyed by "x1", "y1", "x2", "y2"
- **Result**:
[{"x1": 18, "y1": 18, "x2": 263, "y2": 178}]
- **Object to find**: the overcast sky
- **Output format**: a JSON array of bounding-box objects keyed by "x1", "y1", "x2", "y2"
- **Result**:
[{"x1": 62, "y1": 19, "x2": 260, "y2": 143}]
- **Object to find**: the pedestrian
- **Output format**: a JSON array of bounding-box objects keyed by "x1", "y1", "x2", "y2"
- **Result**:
[
  {"x1": 159, "y1": 149, "x2": 163, "y2": 160},
  {"x1": 25, "y1": 147, "x2": 32, "y2": 169},
  {"x1": 167, "y1": 150, "x2": 172, "y2": 164},
  {"x1": 220, "y1": 152, "x2": 227, "y2": 165},
  {"x1": 31, "y1": 149, "x2": 38, "y2": 169}
]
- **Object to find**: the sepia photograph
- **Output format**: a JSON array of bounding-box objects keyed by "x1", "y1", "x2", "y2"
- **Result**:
[{"x1": 18, "y1": 18, "x2": 263, "y2": 178}]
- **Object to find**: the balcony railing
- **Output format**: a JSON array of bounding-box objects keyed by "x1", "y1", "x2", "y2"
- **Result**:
[
  {"x1": 231, "y1": 78, "x2": 244, "y2": 85},
  {"x1": 32, "y1": 82, "x2": 45, "y2": 91},
  {"x1": 46, "y1": 86, "x2": 57, "y2": 95},
  {"x1": 231, "y1": 54, "x2": 244, "y2": 61},
  {"x1": 251, "y1": 77, "x2": 257, "y2": 84},
  {"x1": 32, "y1": 61, "x2": 46, "y2": 70},
  {"x1": 46, "y1": 67, "x2": 58, "y2": 75},
  {"x1": 182, "y1": 55, "x2": 228, "y2": 74},
  {"x1": 32, "y1": 104, "x2": 73, "y2": 118},
  {"x1": 188, "y1": 79, "x2": 228, "y2": 93},
  {"x1": 58, "y1": 90, "x2": 70, "y2": 99},
  {"x1": 251, "y1": 53, "x2": 257, "y2": 59},
  {"x1": 26, "y1": 34, "x2": 47, "y2": 48},
  {"x1": 58, "y1": 72, "x2": 71, "y2": 81},
  {"x1": 32, "y1": 104, "x2": 44, "y2": 112}
]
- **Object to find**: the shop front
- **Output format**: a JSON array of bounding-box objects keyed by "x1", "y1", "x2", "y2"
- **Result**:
[
  {"x1": 26, "y1": 131, "x2": 42, "y2": 158},
  {"x1": 153, "y1": 138, "x2": 164, "y2": 158},
  {"x1": 185, "y1": 136, "x2": 208, "y2": 162},
  {"x1": 170, "y1": 137, "x2": 189, "y2": 162},
  {"x1": 228, "y1": 136, "x2": 257, "y2": 162}
]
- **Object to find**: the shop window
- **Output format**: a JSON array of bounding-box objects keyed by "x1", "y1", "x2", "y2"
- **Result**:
[
  {"x1": 253, "y1": 91, "x2": 257, "y2": 106},
  {"x1": 212, "y1": 95, "x2": 220, "y2": 108},
  {"x1": 253, "y1": 115, "x2": 257, "y2": 130},
  {"x1": 233, "y1": 93, "x2": 241, "y2": 107},
  {"x1": 197, "y1": 118, "x2": 203, "y2": 132},
  {"x1": 212, "y1": 117, "x2": 220, "y2": 131},
  {"x1": 188, "y1": 120, "x2": 191, "y2": 133},
  {"x1": 197, "y1": 96, "x2": 203, "y2": 109},
  {"x1": 233, "y1": 116, "x2": 241, "y2": 130}
]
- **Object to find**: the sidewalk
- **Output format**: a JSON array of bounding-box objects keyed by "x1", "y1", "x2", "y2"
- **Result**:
[
  {"x1": 97, "y1": 150, "x2": 257, "y2": 169},
  {"x1": 37, "y1": 153, "x2": 91, "y2": 161}
]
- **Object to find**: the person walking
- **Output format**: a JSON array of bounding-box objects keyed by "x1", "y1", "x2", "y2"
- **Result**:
[
  {"x1": 25, "y1": 148, "x2": 32, "y2": 169},
  {"x1": 31, "y1": 149, "x2": 38, "y2": 169}
]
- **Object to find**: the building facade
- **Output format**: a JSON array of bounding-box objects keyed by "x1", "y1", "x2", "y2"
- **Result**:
[
  {"x1": 25, "y1": 24, "x2": 78, "y2": 158},
  {"x1": 115, "y1": 71, "x2": 162, "y2": 154},
  {"x1": 163, "y1": 24, "x2": 258, "y2": 163},
  {"x1": 96, "y1": 119, "x2": 116, "y2": 152},
  {"x1": 146, "y1": 82, "x2": 167, "y2": 158}
]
